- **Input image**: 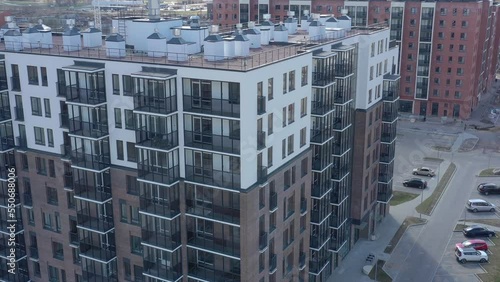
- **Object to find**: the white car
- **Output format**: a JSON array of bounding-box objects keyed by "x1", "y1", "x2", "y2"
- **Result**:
[
  {"x1": 412, "y1": 167, "x2": 435, "y2": 177},
  {"x1": 455, "y1": 246, "x2": 488, "y2": 263},
  {"x1": 466, "y1": 199, "x2": 496, "y2": 213}
]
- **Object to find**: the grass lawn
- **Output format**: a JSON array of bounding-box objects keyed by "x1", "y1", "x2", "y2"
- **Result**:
[
  {"x1": 368, "y1": 260, "x2": 392, "y2": 282},
  {"x1": 415, "y1": 163, "x2": 456, "y2": 216},
  {"x1": 423, "y1": 157, "x2": 444, "y2": 162},
  {"x1": 479, "y1": 168, "x2": 500, "y2": 177},
  {"x1": 390, "y1": 191, "x2": 419, "y2": 206},
  {"x1": 454, "y1": 223, "x2": 468, "y2": 232},
  {"x1": 478, "y1": 236, "x2": 500, "y2": 282},
  {"x1": 384, "y1": 216, "x2": 427, "y2": 254}
]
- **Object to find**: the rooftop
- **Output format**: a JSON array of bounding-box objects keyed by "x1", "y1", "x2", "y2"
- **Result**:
[{"x1": 0, "y1": 23, "x2": 389, "y2": 72}]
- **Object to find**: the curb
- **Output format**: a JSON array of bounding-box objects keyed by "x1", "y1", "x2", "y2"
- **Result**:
[{"x1": 427, "y1": 162, "x2": 457, "y2": 216}]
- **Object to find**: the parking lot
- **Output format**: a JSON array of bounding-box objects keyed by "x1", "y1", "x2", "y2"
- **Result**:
[
  {"x1": 393, "y1": 160, "x2": 443, "y2": 196},
  {"x1": 461, "y1": 177, "x2": 500, "y2": 222}
]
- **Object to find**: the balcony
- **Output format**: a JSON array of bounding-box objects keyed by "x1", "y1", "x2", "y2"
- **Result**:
[
  {"x1": 382, "y1": 90, "x2": 397, "y2": 102},
  {"x1": 60, "y1": 113, "x2": 69, "y2": 129},
  {"x1": 378, "y1": 184, "x2": 393, "y2": 203},
  {"x1": 60, "y1": 144, "x2": 72, "y2": 159},
  {"x1": 185, "y1": 165, "x2": 241, "y2": 189},
  {"x1": 334, "y1": 64, "x2": 352, "y2": 78},
  {"x1": 71, "y1": 151, "x2": 111, "y2": 171},
  {"x1": 74, "y1": 181, "x2": 112, "y2": 203},
  {"x1": 257, "y1": 130, "x2": 266, "y2": 150},
  {"x1": 310, "y1": 254, "x2": 331, "y2": 274},
  {"x1": 300, "y1": 199, "x2": 307, "y2": 214},
  {"x1": 134, "y1": 92, "x2": 177, "y2": 115},
  {"x1": 331, "y1": 165, "x2": 349, "y2": 180},
  {"x1": 259, "y1": 232, "x2": 268, "y2": 251},
  {"x1": 257, "y1": 165, "x2": 268, "y2": 185},
  {"x1": 69, "y1": 231, "x2": 79, "y2": 246},
  {"x1": 183, "y1": 96, "x2": 240, "y2": 118},
  {"x1": 311, "y1": 101, "x2": 335, "y2": 115},
  {"x1": 329, "y1": 215, "x2": 345, "y2": 229},
  {"x1": 23, "y1": 193, "x2": 32, "y2": 207},
  {"x1": 0, "y1": 268, "x2": 30, "y2": 282},
  {"x1": 187, "y1": 231, "x2": 240, "y2": 257},
  {"x1": 310, "y1": 128, "x2": 333, "y2": 144},
  {"x1": 0, "y1": 190, "x2": 18, "y2": 207},
  {"x1": 136, "y1": 128, "x2": 178, "y2": 151},
  {"x1": 56, "y1": 82, "x2": 67, "y2": 97},
  {"x1": 184, "y1": 131, "x2": 240, "y2": 154},
  {"x1": 0, "y1": 220, "x2": 23, "y2": 234},
  {"x1": 186, "y1": 199, "x2": 240, "y2": 224},
  {"x1": 0, "y1": 136, "x2": 15, "y2": 151},
  {"x1": 137, "y1": 163, "x2": 179, "y2": 185},
  {"x1": 329, "y1": 237, "x2": 347, "y2": 252},
  {"x1": 14, "y1": 107, "x2": 24, "y2": 121},
  {"x1": 0, "y1": 77, "x2": 6, "y2": 91},
  {"x1": 69, "y1": 119, "x2": 109, "y2": 139},
  {"x1": 269, "y1": 192, "x2": 277, "y2": 211},
  {"x1": 269, "y1": 254, "x2": 277, "y2": 272},
  {"x1": 382, "y1": 111, "x2": 398, "y2": 123},
  {"x1": 380, "y1": 153, "x2": 394, "y2": 163},
  {"x1": 312, "y1": 72, "x2": 335, "y2": 86},
  {"x1": 80, "y1": 239, "x2": 116, "y2": 262},
  {"x1": 0, "y1": 242, "x2": 26, "y2": 260},
  {"x1": 142, "y1": 230, "x2": 181, "y2": 251},
  {"x1": 257, "y1": 96, "x2": 266, "y2": 115},
  {"x1": 77, "y1": 211, "x2": 114, "y2": 233},
  {"x1": 64, "y1": 84, "x2": 106, "y2": 105},
  {"x1": 10, "y1": 76, "x2": 21, "y2": 91},
  {"x1": 140, "y1": 197, "x2": 180, "y2": 219},
  {"x1": 188, "y1": 263, "x2": 240, "y2": 282},
  {"x1": 310, "y1": 234, "x2": 328, "y2": 250},
  {"x1": 143, "y1": 256, "x2": 182, "y2": 282}
]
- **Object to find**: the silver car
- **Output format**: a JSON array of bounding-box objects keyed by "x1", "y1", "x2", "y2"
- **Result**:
[
  {"x1": 412, "y1": 167, "x2": 435, "y2": 177},
  {"x1": 466, "y1": 199, "x2": 496, "y2": 212}
]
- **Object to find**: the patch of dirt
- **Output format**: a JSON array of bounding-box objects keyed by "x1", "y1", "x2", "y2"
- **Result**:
[{"x1": 458, "y1": 138, "x2": 479, "y2": 152}]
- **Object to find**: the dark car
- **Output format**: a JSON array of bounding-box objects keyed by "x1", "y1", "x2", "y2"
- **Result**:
[
  {"x1": 403, "y1": 178, "x2": 427, "y2": 189},
  {"x1": 477, "y1": 183, "x2": 500, "y2": 195},
  {"x1": 463, "y1": 226, "x2": 496, "y2": 238}
]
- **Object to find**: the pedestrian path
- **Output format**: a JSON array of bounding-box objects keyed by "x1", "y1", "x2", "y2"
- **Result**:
[{"x1": 384, "y1": 224, "x2": 425, "y2": 279}]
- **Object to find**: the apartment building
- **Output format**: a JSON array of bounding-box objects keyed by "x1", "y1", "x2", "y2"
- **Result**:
[
  {"x1": 0, "y1": 8, "x2": 398, "y2": 282},
  {"x1": 213, "y1": 0, "x2": 500, "y2": 119}
]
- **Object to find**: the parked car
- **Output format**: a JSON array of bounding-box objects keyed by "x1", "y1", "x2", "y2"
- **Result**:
[
  {"x1": 455, "y1": 239, "x2": 488, "y2": 251},
  {"x1": 463, "y1": 225, "x2": 496, "y2": 238},
  {"x1": 466, "y1": 199, "x2": 496, "y2": 212},
  {"x1": 402, "y1": 178, "x2": 427, "y2": 189},
  {"x1": 412, "y1": 167, "x2": 435, "y2": 177},
  {"x1": 455, "y1": 246, "x2": 488, "y2": 264},
  {"x1": 477, "y1": 183, "x2": 500, "y2": 195}
]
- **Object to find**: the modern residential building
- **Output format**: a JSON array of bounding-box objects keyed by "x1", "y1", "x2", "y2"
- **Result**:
[
  {"x1": 213, "y1": 0, "x2": 500, "y2": 119},
  {"x1": 0, "y1": 8, "x2": 398, "y2": 282}
]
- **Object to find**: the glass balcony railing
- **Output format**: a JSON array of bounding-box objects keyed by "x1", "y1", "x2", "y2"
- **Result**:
[
  {"x1": 142, "y1": 230, "x2": 181, "y2": 251},
  {"x1": 184, "y1": 131, "x2": 239, "y2": 154},
  {"x1": 0, "y1": 106, "x2": 11, "y2": 121},
  {"x1": 134, "y1": 94, "x2": 177, "y2": 115},
  {"x1": 0, "y1": 136, "x2": 15, "y2": 152},
  {"x1": 64, "y1": 84, "x2": 106, "y2": 105},
  {"x1": 143, "y1": 256, "x2": 182, "y2": 282},
  {"x1": 140, "y1": 197, "x2": 180, "y2": 219},
  {"x1": 69, "y1": 231, "x2": 79, "y2": 246},
  {"x1": 60, "y1": 113, "x2": 69, "y2": 129},
  {"x1": 71, "y1": 151, "x2": 111, "y2": 171},
  {"x1": 186, "y1": 199, "x2": 240, "y2": 224},
  {"x1": 74, "y1": 181, "x2": 112, "y2": 203},
  {"x1": 185, "y1": 165, "x2": 241, "y2": 189},
  {"x1": 183, "y1": 96, "x2": 240, "y2": 118},
  {"x1": 258, "y1": 165, "x2": 268, "y2": 185},
  {"x1": 187, "y1": 263, "x2": 240, "y2": 282},
  {"x1": 311, "y1": 101, "x2": 335, "y2": 115},
  {"x1": 269, "y1": 254, "x2": 277, "y2": 272},
  {"x1": 137, "y1": 164, "x2": 180, "y2": 185},
  {"x1": 82, "y1": 270, "x2": 117, "y2": 282},
  {"x1": 0, "y1": 78, "x2": 7, "y2": 91},
  {"x1": 300, "y1": 199, "x2": 307, "y2": 214},
  {"x1": 136, "y1": 129, "x2": 178, "y2": 151},
  {"x1": 23, "y1": 193, "x2": 32, "y2": 207},
  {"x1": 69, "y1": 119, "x2": 109, "y2": 138},
  {"x1": 77, "y1": 210, "x2": 114, "y2": 233},
  {"x1": 187, "y1": 231, "x2": 240, "y2": 257},
  {"x1": 80, "y1": 239, "x2": 116, "y2": 261}
]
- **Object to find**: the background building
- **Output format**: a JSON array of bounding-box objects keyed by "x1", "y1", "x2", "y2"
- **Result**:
[
  {"x1": 0, "y1": 8, "x2": 398, "y2": 282},
  {"x1": 213, "y1": 0, "x2": 500, "y2": 119}
]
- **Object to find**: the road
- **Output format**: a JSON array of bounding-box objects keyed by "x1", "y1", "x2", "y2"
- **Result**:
[{"x1": 393, "y1": 128, "x2": 500, "y2": 282}]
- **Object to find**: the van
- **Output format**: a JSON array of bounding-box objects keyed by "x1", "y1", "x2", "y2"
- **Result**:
[{"x1": 466, "y1": 199, "x2": 496, "y2": 212}]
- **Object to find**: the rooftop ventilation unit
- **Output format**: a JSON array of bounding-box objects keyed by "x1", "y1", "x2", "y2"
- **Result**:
[
  {"x1": 63, "y1": 19, "x2": 81, "y2": 51},
  {"x1": 204, "y1": 25, "x2": 224, "y2": 61},
  {"x1": 274, "y1": 22, "x2": 288, "y2": 43},
  {"x1": 167, "y1": 28, "x2": 195, "y2": 62},
  {"x1": 243, "y1": 21, "x2": 261, "y2": 49},
  {"x1": 4, "y1": 29, "x2": 23, "y2": 51},
  {"x1": 147, "y1": 28, "x2": 167, "y2": 57},
  {"x1": 190, "y1": 16, "x2": 200, "y2": 28},
  {"x1": 106, "y1": 32, "x2": 126, "y2": 58},
  {"x1": 22, "y1": 24, "x2": 41, "y2": 49}
]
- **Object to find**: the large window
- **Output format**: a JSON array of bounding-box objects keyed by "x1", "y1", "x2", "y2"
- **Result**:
[
  {"x1": 31, "y1": 97, "x2": 42, "y2": 116},
  {"x1": 27, "y1": 66, "x2": 38, "y2": 85},
  {"x1": 44, "y1": 98, "x2": 51, "y2": 117},
  {"x1": 34, "y1": 126, "x2": 45, "y2": 145},
  {"x1": 41, "y1": 67, "x2": 48, "y2": 86},
  {"x1": 112, "y1": 74, "x2": 120, "y2": 95}
]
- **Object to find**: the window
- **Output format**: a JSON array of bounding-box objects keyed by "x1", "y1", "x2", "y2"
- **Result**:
[
  {"x1": 282, "y1": 139, "x2": 286, "y2": 159},
  {"x1": 461, "y1": 21, "x2": 467, "y2": 28},
  {"x1": 282, "y1": 107, "x2": 286, "y2": 127},
  {"x1": 114, "y1": 108, "x2": 122, "y2": 128},
  {"x1": 433, "y1": 89, "x2": 439, "y2": 97},
  {"x1": 283, "y1": 73, "x2": 287, "y2": 94},
  {"x1": 123, "y1": 75, "x2": 133, "y2": 96},
  {"x1": 67, "y1": 192, "x2": 75, "y2": 209},
  {"x1": 47, "y1": 129, "x2": 54, "y2": 147},
  {"x1": 34, "y1": 127, "x2": 45, "y2": 145},
  {"x1": 33, "y1": 261, "x2": 41, "y2": 277},
  {"x1": 451, "y1": 32, "x2": 455, "y2": 39},
  {"x1": 268, "y1": 78, "x2": 273, "y2": 100},
  {"x1": 117, "y1": 140, "x2": 124, "y2": 160},
  {"x1": 437, "y1": 55, "x2": 442, "y2": 62},
  {"x1": 41, "y1": 67, "x2": 48, "y2": 86},
  {"x1": 268, "y1": 113, "x2": 273, "y2": 135},
  {"x1": 452, "y1": 20, "x2": 456, "y2": 27},
  {"x1": 407, "y1": 53, "x2": 413, "y2": 60},
  {"x1": 257, "y1": 81, "x2": 263, "y2": 97},
  {"x1": 458, "y1": 57, "x2": 465, "y2": 64},
  {"x1": 130, "y1": 206, "x2": 140, "y2": 225},
  {"x1": 46, "y1": 186, "x2": 58, "y2": 205},
  {"x1": 127, "y1": 142, "x2": 136, "y2": 162},
  {"x1": 125, "y1": 110, "x2": 134, "y2": 129},
  {"x1": 463, "y1": 8, "x2": 469, "y2": 16},
  {"x1": 460, "y1": 33, "x2": 466, "y2": 40},
  {"x1": 126, "y1": 175, "x2": 139, "y2": 195},
  {"x1": 300, "y1": 127, "x2": 306, "y2": 148},
  {"x1": 439, "y1": 20, "x2": 445, "y2": 27},
  {"x1": 437, "y1": 44, "x2": 443, "y2": 51},
  {"x1": 438, "y1": 32, "x2": 444, "y2": 39},
  {"x1": 370, "y1": 66, "x2": 374, "y2": 80},
  {"x1": 411, "y1": 7, "x2": 417, "y2": 14},
  {"x1": 43, "y1": 212, "x2": 52, "y2": 229},
  {"x1": 288, "y1": 104, "x2": 295, "y2": 124},
  {"x1": 287, "y1": 135, "x2": 294, "y2": 155},
  {"x1": 27, "y1": 66, "x2": 38, "y2": 85},
  {"x1": 300, "y1": 98, "x2": 307, "y2": 117},
  {"x1": 49, "y1": 159, "x2": 55, "y2": 177},
  {"x1": 459, "y1": 45, "x2": 466, "y2": 52},
  {"x1": 120, "y1": 200, "x2": 128, "y2": 222},
  {"x1": 457, "y1": 68, "x2": 464, "y2": 76},
  {"x1": 408, "y1": 42, "x2": 414, "y2": 49},
  {"x1": 43, "y1": 98, "x2": 51, "y2": 117},
  {"x1": 124, "y1": 258, "x2": 131, "y2": 280},
  {"x1": 288, "y1": 71, "x2": 295, "y2": 91},
  {"x1": 48, "y1": 265, "x2": 59, "y2": 281},
  {"x1": 406, "y1": 65, "x2": 412, "y2": 71},
  {"x1": 21, "y1": 154, "x2": 28, "y2": 170},
  {"x1": 31, "y1": 97, "x2": 42, "y2": 116},
  {"x1": 52, "y1": 241, "x2": 64, "y2": 260},
  {"x1": 454, "y1": 91, "x2": 462, "y2": 99},
  {"x1": 28, "y1": 209, "x2": 35, "y2": 225},
  {"x1": 301, "y1": 66, "x2": 308, "y2": 86},
  {"x1": 130, "y1": 235, "x2": 142, "y2": 255},
  {"x1": 440, "y1": 8, "x2": 447, "y2": 15},
  {"x1": 410, "y1": 19, "x2": 416, "y2": 26},
  {"x1": 434, "y1": 78, "x2": 440, "y2": 85},
  {"x1": 112, "y1": 74, "x2": 120, "y2": 95},
  {"x1": 268, "y1": 147, "x2": 273, "y2": 168}
]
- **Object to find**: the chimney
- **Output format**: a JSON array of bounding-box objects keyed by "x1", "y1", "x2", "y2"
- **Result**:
[
  {"x1": 274, "y1": 22, "x2": 288, "y2": 43},
  {"x1": 204, "y1": 25, "x2": 225, "y2": 61},
  {"x1": 148, "y1": 0, "x2": 161, "y2": 21},
  {"x1": 147, "y1": 28, "x2": 167, "y2": 57},
  {"x1": 63, "y1": 19, "x2": 81, "y2": 51},
  {"x1": 82, "y1": 21, "x2": 102, "y2": 48},
  {"x1": 105, "y1": 32, "x2": 126, "y2": 57},
  {"x1": 243, "y1": 21, "x2": 261, "y2": 49},
  {"x1": 167, "y1": 28, "x2": 191, "y2": 62},
  {"x1": 22, "y1": 23, "x2": 42, "y2": 49}
]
